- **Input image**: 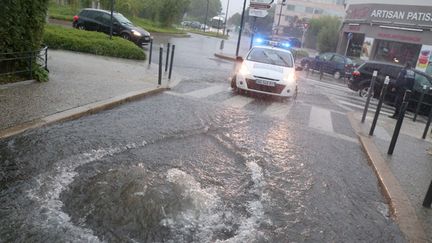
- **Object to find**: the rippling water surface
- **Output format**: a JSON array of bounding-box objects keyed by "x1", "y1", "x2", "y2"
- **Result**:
[{"x1": 0, "y1": 94, "x2": 404, "y2": 242}]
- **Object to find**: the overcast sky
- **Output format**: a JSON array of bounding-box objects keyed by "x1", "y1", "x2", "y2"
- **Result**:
[{"x1": 220, "y1": 0, "x2": 249, "y2": 18}]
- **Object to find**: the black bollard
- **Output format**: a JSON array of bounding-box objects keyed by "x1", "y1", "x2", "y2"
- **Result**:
[
  {"x1": 148, "y1": 37, "x2": 153, "y2": 65},
  {"x1": 45, "y1": 47, "x2": 48, "y2": 71},
  {"x1": 220, "y1": 40, "x2": 224, "y2": 51},
  {"x1": 158, "y1": 45, "x2": 163, "y2": 85},
  {"x1": 422, "y1": 106, "x2": 432, "y2": 139},
  {"x1": 319, "y1": 65, "x2": 323, "y2": 80},
  {"x1": 423, "y1": 180, "x2": 432, "y2": 208},
  {"x1": 168, "y1": 45, "x2": 175, "y2": 80},
  {"x1": 413, "y1": 85, "x2": 427, "y2": 122},
  {"x1": 362, "y1": 70, "x2": 378, "y2": 123},
  {"x1": 370, "y1": 76, "x2": 389, "y2": 135},
  {"x1": 388, "y1": 90, "x2": 412, "y2": 155},
  {"x1": 165, "y1": 43, "x2": 170, "y2": 72}
]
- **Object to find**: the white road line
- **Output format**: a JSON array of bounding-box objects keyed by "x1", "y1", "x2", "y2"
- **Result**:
[
  {"x1": 309, "y1": 106, "x2": 334, "y2": 133},
  {"x1": 185, "y1": 85, "x2": 227, "y2": 98},
  {"x1": 223, "y1": 95, "x2": 254, "y2": 108},
  {"x1": 263, "y1": 102, "x2": 293, "y2": 119}
]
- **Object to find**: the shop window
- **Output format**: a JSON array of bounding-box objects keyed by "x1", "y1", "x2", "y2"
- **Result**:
[{"x1": 374, "y1": 40, "x2": 421, "y2": 66}]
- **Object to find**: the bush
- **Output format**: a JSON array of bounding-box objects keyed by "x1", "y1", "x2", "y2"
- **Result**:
[
  {"x1": 293, "y1": 49, "x2": 309, "y2": 60},
  {"x1": 43, "y1": 25, "x2": 146, "y2": 60}
]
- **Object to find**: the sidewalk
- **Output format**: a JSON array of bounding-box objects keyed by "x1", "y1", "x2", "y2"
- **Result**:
[
  {"x1": 348, "y1": 112, "x2": 432, "y2": 242},
  {"x1": 0, "y1": 50, "x2": 174, "y2": 139}
]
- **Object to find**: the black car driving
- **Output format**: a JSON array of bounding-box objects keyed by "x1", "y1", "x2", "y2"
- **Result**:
[{"x1": 72, "y1": 8, "x2": 151, "y2": 46}]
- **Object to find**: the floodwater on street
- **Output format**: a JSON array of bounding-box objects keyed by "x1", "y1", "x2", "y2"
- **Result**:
[{"x1": 0, "y1": 33, "x2": 406, "y2": 242}]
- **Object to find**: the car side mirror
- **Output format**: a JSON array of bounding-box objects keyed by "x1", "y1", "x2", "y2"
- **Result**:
[
  {"x1": 236, "y1": 56, "x2": 244, "y2": 63},
  {"x1": 295, "y1": 66, "x2": 303, "y2": 71}
]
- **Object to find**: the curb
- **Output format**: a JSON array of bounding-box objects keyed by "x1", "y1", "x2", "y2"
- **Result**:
[
  {"x1": 214, "y1": 53, "x2": 236, "y2": 62},
  {"x1": 0, "y1": 87, "x2": 167, "y2": 140},
  {"x1": 347, "y1": 112, "x2": 427, "y2": 242}
]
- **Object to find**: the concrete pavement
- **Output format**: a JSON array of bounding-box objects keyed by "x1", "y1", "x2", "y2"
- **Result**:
[
  {"x1": 349, "y1": 112, "x2": 432, "y2": 242},
  {"x1": 0, "y1": 50, "x2": 175, "y2": 139}
]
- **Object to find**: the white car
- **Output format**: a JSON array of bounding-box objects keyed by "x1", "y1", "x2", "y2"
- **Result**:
[{"x1": 231, "y1": 46, "x2": 298, "y2": 98}]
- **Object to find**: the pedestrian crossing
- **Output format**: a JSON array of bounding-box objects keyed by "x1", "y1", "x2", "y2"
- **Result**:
[{"x1": 165, "y1": 80, "x2": 377, "y2": 143}]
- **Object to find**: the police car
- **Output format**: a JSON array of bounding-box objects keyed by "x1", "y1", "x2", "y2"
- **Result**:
[{"x1": 231, "y1": 45, "x2": 298, "y2": 98}]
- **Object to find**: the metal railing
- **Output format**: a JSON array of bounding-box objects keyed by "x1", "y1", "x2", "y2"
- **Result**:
[{"x1": 0, "y1": 46, "x2": 48, "y2": 80}]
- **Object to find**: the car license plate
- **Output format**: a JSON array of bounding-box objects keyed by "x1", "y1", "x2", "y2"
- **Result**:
[{"x1": 256, "y1": 79, "x2": 275, "y2": 87}]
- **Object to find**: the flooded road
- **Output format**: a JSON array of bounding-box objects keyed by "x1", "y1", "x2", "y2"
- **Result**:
[{"x1": 0, "y1": 33, "x2": 406, "y2": 242}]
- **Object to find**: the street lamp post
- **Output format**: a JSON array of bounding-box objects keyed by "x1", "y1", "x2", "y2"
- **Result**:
[
  {"x1": 204, "y1": 0, "x2": 209, "y2": 32},
  {"x1": 223, "y1": 0, "x2": 230, "y2": 36},
  {"x1": 236, "y1": 0, "x2": 247, "y2": 57},
  {"x1": 109, "y1": 0, "x2": 114, "y2": 39}
]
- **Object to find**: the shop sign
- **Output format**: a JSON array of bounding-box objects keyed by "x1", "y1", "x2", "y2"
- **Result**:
[
  {"x1": 346, "y1": 4, "x2": 432, "y2": 26},
  {"x1": 377, "y1": 33, "x2": 421, "y2": 43},
  {"x1": 360, "y1": 37, "x2": 374, "y2": 61},
  {"x1": 416, "y1": 45, "x2": 432, "y2": 75}
]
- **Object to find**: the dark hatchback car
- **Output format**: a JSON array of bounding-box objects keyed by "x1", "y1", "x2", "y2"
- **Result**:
[
  {"x1": 300, "y1": 52, "x2": 355, "y2": 79},
  {"x1": 72, "y1": 8, "x2": 151, "y2": 46},
  {"x1": 348, "y1": 61, "x2": 432, "y2": 113}
]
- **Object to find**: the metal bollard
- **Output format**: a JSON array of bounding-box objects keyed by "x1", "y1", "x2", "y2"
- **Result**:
[
  {"x1": 422, "y1": 106, "x2": 432, "y2": 139},
  {"x1": 165, "y1": 43, "x2": 170, "y2": 72},
  {"x1": 362, "y1": 70, "x2": 378, "y2": 123},
  {"x1": 168, "y1": 45, "x2": 175, "y2": 80},
  {"x1": 370, "y1": 76, "x2": 389, "y2": 135},
  {"x1": 45, "y1": 47, "x2": 48, "y2": 71},
  {"x1": 413, "y1": 85, "x2": 427, "y2": 122},
  {"x1": 29, "y1": 51, "x2": 33, "y2": 80},
  {"x1": 148, "y1": 37, "x2": 153, "y2": 65},
  {"x1": 319, "y1": 65, "x2": 324, "y2": 80},
  {"x1": 220, "y1": 40, "x2": 224, "y2": 51},
  {"x1": 423, "y1": 180, "x2": 432, "y2": 208},
  {"x1": 388, "y1": 90, "x2": 412, "y2": 155},
  {"x1": 158, "y1": 45, "x2": 163, "y2": 85}
]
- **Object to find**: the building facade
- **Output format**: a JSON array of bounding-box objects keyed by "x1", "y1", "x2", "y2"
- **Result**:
[
  {"x1": 338, "y1": 0, "x2": 432, "y2": 74},
  {"x1": 273, "y1": 0, "x2": 345, "y2": 37}
]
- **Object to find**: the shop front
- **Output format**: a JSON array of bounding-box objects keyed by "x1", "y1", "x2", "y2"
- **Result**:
[{"x1": 338, "y1": 3, "x2": 432, "y2": 74}]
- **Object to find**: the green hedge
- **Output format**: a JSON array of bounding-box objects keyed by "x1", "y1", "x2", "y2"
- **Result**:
[{"x1": 43, "y1": 25, "x2": 146, "y2": 60}]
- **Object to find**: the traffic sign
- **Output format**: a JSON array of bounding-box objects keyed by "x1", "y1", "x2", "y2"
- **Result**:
[
  {"x1": 249, "y1": 8, "x2": 269, "y2": 18},
  {"x1": 250, "y1": 0, "x2": 272, "y2": 10},
  {"x1": 347, "y1": 32, "x2": 353, "y2": 40}
]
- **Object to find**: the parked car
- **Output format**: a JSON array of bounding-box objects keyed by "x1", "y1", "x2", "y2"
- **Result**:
[
  {"x1": 189, "y1": 21, "x2": 202, "y2": 29},
  {"x1": 72, "y1": 8, "x2": 151, "y2": 46},
  {"x1": 300, "y1": 52, "x2": 355, "y2": 79},
  {"x1": 348, "y1": 61, "x2": 432, "y2": 113}
]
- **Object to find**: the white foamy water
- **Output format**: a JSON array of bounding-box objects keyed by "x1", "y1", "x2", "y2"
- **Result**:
[{"x1": 26, "y1": 142, "x2": 141, "y2": 242}]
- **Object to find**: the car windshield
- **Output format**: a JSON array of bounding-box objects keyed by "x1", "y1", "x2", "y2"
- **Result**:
[
  {"x1": 247, "y1": 48, "x2": 293, "y2": 67},
  {"x1": 114, "y1": 13, "x2": 133, "y2": 25}
]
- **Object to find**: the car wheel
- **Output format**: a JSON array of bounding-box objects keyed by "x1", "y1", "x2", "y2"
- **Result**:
[
  {"x1": 333, "y1": 71, "x2": 341, "y2": 79},
  {"x1": 121, "y1": 33, "x2": 131, "y2": 40},
  {"x1": 78, "y1": 25, "x2": 85, "y2": 30},
  {"x1": 359, "y1": 86, "x2": 374, "y2": 98}
]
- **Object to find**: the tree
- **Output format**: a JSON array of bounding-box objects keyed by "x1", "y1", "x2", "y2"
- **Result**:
[
  {"x1": 227, "y1": 12, "x2": 241, "y2": 26},
  {"x1": 186, "y1": 0, "x2": 222, "y2": 22},
  {"x1": 304, "y1": 16, "x2": 341, "y2": 51}
]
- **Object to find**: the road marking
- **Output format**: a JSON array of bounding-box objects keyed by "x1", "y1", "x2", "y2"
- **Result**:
[
  {"x1": 263, "y1": 102, "x2": 293, "y2": 119},
  {"x1": 185, "y1": 85, "x2": 227, "y2": 98},
  {"x1": 223, "y1": 95, "x2": 254, "y2": 108},
  {"x1": 309, "y1": 106, "x2": 334, "y2": 133}
]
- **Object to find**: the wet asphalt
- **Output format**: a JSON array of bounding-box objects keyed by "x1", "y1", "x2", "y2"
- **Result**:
[{"x1": 0, "y1": 34, "x2": 406, "y2": 242}]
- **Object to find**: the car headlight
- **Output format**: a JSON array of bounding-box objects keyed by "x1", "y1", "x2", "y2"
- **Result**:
[
  {"x1": 239, "y1": 64, "x2": 250, "y2": 76},
  {"x1": 283, "y1": 72, "x2": 296, "y2": 84},
  {"x1": 132, "y1": 30, "x2": 142, "y2": 37}
]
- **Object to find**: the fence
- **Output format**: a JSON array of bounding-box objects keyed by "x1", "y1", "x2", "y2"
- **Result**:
[{"x1": 0, "y1": 46, "x2": 48, "y2": 80}]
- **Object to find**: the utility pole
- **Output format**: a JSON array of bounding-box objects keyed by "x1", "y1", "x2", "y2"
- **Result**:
[
  {"x1": 276, "y1": 0, "x2": 286, "y2": 35},
  {"x1": 204, "y1": 0, "x2": 209, "y2": 32},
  {"x1": 236, "y1": 0, "x2": 247, "y2": 57},
  {"x1": 223, "y1": 0, "x2": 230, "y2": 36}
]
